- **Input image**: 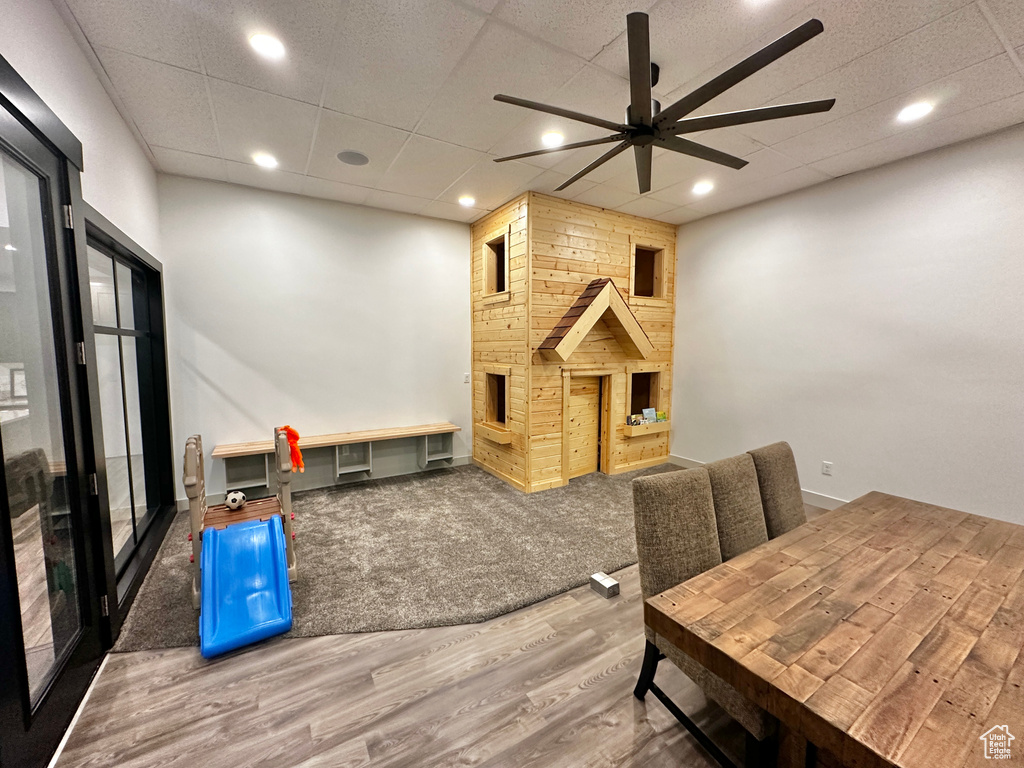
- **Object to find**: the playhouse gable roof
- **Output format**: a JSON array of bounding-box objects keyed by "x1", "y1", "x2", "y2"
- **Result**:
[{"x1": 538, "y1": 278, "x2": 653, "y2": 363}]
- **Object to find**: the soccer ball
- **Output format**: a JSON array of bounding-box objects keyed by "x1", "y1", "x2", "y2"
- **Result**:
[{"x1": 225, "y1": 490, "x2": 246, "y2": 510}]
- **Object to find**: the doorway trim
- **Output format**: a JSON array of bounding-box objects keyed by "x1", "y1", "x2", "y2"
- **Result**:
[{"x1": 560, "y1": 367, "x2": 622, "y2": 484}]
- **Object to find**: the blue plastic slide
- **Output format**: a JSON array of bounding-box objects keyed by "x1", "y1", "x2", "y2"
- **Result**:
[{"x1": 199, "y1": 516, "x2": 292, "y2": 659}]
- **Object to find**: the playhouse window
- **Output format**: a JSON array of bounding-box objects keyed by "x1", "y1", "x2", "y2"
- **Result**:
[
  {"x1": 486, "y1": 372, "x2": 508, "y2": 425},
  {"x1": 629, "y1": 371, "x2": 660, "y2": 415},
  {"x1": 632, "y1": 245, "x2": 664, "y2": 298},
  {"x1": 484, "y1": 232, "x2": 508, "y2": 295}
]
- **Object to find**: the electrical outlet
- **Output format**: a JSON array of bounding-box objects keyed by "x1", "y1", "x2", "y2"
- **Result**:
[
  {"x1": 464, "y1": 373, "x2": 471, "y2": 383},
  {"x1": 821, "y1": 461, "x2": 833, "y2": 476}
]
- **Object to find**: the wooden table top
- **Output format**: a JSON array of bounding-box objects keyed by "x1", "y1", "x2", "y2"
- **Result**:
[{"x1": 645, "y1": 491, "x2": 1024, "y2": 768}]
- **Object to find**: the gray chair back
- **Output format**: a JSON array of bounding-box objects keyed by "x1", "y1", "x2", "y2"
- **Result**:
[
  {"x1": 632, "y1": 467, "x2": 723, "y2": 602},
  {"x1": 705, "y1": 453, "x2": 769, "y2": 560},
  {"x1": 748, "y1": 441, "x2": 806, "y2": 538}
]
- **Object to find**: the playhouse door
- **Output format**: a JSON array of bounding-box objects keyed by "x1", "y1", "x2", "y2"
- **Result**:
[{"x1": 567, "y1": 376, "x2": 601, "y2": 479}]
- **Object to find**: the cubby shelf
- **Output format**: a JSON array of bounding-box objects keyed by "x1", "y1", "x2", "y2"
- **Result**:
[
  {"x1": 225, "y1": 454, "x2": 270, "y2": 490},
  {"x1": 418, "y1": 432, "x2": 455, "y2": 468},
  {"x1": 336, "y1": 442, "x2": 372, "y2": 476},
  {"x1": 623, "y1": 420, "x2": 670, "y2": 438}
]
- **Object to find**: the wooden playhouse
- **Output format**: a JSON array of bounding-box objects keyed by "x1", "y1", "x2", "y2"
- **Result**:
[{"x1": 471, "y1": 192, "x2": 676, "y2": 493}]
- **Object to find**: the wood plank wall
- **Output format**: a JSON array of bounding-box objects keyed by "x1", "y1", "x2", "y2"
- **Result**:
[
  {"x1": 470, "y1": 192, "x2": 677, "y2": 493},
  {"x1": 470, "y1": 194, "x2": 530, "y2": 490},
  {"x1": 527, "y1": 193, "x2": 676, "y2": 492}
]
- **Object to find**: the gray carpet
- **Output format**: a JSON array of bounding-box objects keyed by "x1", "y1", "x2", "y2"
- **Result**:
[{"x1": 113, "y1": 463, "x2": 676, "y2": 652}]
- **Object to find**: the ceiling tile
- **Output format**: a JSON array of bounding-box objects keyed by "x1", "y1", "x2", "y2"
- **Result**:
[
  {"x1": 772, "y1": 54, "x2": 1024, "y2": 164},
  {"x1": 569, "y1": 183, "x2": 635, "y2": 210},
  {"x1": 810, "y1": 90, "x2": 1024, "y2": 177},
  {"x1": 151, "y1": 146, "x2": 227, "y2": 180},
  {"x1": 591, "y1": 0, "x2": 818, "y2": 96},
  {"x1": 209, "y1": 79, "x2": 318, "y2": 172},
  {"x1": 97, "y1": 46, "x2": 219, "y2": 155},
  {"x1": 193, "y1": 0, "x2": 341, "y2": 105},
  {"x1": 300, "y1": 177, "x2": 371, "y2": 206},
  {"x1": 421, "y1": 199, "x2": 487, "y2": 222},
  {"x1": 663, "y1": 0, "x2": 978, "y2": 120},
  {"x1": 322, "y1": 0, "x2": 486, "y2": 131},
  {"x1": 364, "y1": 189, "x2": 431, "y2": 215},
  {"x1": 461, "y1": 0, "x2": 501, "y2": 11},
  {"x1": 65, "y1": 0, "x2": 1024, "y2": 221},
  {"x1": 686, "y1": 166, "x2": 831, "y2": 214},
  {"x1": 986, "y1": 0, "x2": 1024, "y2": 48},
  {"x1": 613, "y1": 196, "x2": 677, "y2": 219},
  {"x1": 641, "y1": 147, "x2": 801, "y2": 204},
  {"x1": 488, "y1": 66, "x2": 631, "y2": 170},
  {"x1": 307, "y1": 110, "x2": 411, "y2": 186},
  {"x1": 416, "y1": 21, "x2": 587, "y2": 152},
  {"x1": 659, "y1": 205, "x2": 706, "y2": 226},
  {"x1": 548, "y1": 141, "x2": 635, "y2": 182},
  {"x1": 376, "y1": 135, "x2": 482, "y2": 198},
  {"x1": 225, "y1": 160, "x2": 306, "y2": 195},
  {"x1": 527, "y1": 171, "x2": 598, "y2": 197},
  {"x1": 735, "y1": 4, "x2": 1006, "y2": 147},
  {"x1": 495, "y1": 0, "x2": 657, "y2": 60},
  {"x1": 63, "y1": 0, "x2": 202, "y2": 70},
  {"x1": 436, "y1": 156, "x2": 543, "y2": 209}
]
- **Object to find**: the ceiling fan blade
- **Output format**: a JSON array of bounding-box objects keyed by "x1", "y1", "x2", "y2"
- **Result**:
[
  {"x1": 656, "y1": 136, "x2": 748, "y2": 169},
  {"x1": 555, "y1": 141, "x2": 631, "y2": 191},
  {"x1": 493, "y1": 133, "x2": 629, "y2": 163},
  {"x1": 666, "y1": 99, "x2": 836, "y2": 134},
  {"x1": 654, "y1": 19, "x2": 825, "y2": 127},
  {"x1": 627, "y1": 12, "x2": 652, "y2": 126},
  {"x1": 633, "y1": 144, "x2": 653, "y2": 194},
  {"x1": 494, "y1": 94, "x2": 630, "y2": 133}
]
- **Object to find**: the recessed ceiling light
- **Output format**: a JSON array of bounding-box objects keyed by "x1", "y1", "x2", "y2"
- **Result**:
[
  {"x1": 897, "y1": 101, "x2": 933, "y2": 123},
  {"x1": 541, "y1": 132, "x2": 564, "y2": 148},
  {"x1": 249, "y1": 33, "x2": 285, "y2": 60},
  {"x1": 252, "y1": 152, "x2": 278, "y2": 169},
  {"x1": 692, "y1": 180, "x2": 714, "y2": 196},
  {"x1": 337, "y1": 150, "x2": 369, "y2": 166},
  {"x1": 458, "y1": 195, "x2": 476, "y2": 207},
  {"x1": 3, "y1": 244, "x2": 16, "y2": 251}
]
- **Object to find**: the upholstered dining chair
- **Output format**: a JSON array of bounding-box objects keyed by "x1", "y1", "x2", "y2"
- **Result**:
[
  {"x1": 632, "y1": 468, "x2": 777, "y2": 767},
  {"x1": 705, "y1": 454, "x2": 769, "y2": 561},
  {"x1": 747, "y1": 441, "x2": 806, "y2": 539}
]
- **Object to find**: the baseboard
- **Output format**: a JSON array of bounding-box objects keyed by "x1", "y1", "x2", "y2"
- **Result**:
[
  {"x1": 800, "y1": 489, "x2": 847, "y2": 510},
  {"x1": 667, "y1": 454, "x2": 849, "y2": 510},
  {"x1": 667, "y1": 454, "x2": 704, "y2": 469}
]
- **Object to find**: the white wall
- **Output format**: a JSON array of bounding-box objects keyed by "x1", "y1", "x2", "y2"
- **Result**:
[
  {"x1": 673, "y1": 124, "x2": 1024, "y2": 523},
  {"x1": 157, "y1": 175, "x2": 472, "y2": 496},
  {"x1": 0, "y1": 0, "x2": 159, "y2": 254}
]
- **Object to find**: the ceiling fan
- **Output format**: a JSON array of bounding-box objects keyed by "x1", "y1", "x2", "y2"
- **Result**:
[{"x1": 492, "y1": 14, "x2": 836, "y2": 194}]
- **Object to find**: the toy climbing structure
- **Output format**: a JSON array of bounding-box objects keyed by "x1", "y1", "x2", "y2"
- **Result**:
[{"x1": 183, "y1": 428, "x2": 298, "y2": 657}]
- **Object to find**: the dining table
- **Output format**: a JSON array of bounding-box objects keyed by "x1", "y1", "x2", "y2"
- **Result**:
[{"x1": 644, "y1": 491, "x2": 1024, "y2": 768}]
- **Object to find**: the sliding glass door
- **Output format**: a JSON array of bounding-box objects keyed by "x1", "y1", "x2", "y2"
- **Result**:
[
  {"x1": 0, "y1": 135, "x2": 83, "y2": 707},
  {"x1": 0, "y1": 94, "x2": 103, "y2": 767},
  {"x1": 87, "y1": 246, "x2": 158, "y2": 573}
]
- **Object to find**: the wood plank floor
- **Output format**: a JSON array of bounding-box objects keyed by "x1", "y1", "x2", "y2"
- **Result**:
[
  {"x1": 56, "y1": 564, "x2": 743, "y2": 768},
  {"x1": 56, "y1": 504, "x2": 825, "y2": 767}
]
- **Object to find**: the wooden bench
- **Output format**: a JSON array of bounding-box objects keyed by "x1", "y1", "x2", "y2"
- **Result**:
[{"x1": 212, "y1": 422, "x2": 462, "y2": 489}]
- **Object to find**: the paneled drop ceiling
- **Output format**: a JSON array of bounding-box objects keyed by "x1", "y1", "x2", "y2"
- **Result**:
[{"x1": 54, "y1": 0, "x2": 1024, "y2": 224}]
